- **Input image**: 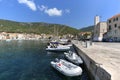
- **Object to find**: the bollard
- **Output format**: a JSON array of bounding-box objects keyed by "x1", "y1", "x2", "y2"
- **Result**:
[
  {"x1": 85, "y1": 41, "x2": 87, "y2": 48},
  {"x1": 90, "y1": 41, "x2": 92, "y2": 46},
  {"x1": 85, "y1": 41, "x2": 90, "y2": 48}
]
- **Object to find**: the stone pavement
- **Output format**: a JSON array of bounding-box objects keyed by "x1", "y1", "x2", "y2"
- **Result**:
[{"x1": 73, "y1": 41, "x2": 120, "y2": 80}]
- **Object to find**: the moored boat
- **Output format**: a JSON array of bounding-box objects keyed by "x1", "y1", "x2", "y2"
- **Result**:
[
  {"x1": 59, "y1": 39, "x2": 71, "y2": 45},
  {"x1": 46, "y1": 45, "x2": 70, "y2": 51},
  {"x1": 64, "y1": 51, "x2": 83, "y2": 65},
  {"x1": 61, "y1": 44, "x2": 73, "y2": 47},
  {"x1": 51, "y1": 58, "x2": 82, "y2": 76}
]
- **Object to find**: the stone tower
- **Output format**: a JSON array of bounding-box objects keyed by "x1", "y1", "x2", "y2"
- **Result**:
[
  {"x1": 94, "y1": 16, "x2": 100, "y2": 35},
  {"x1": 93, "y1": 15, "x2": 107, "y2": 41},
  {"x1": 93, "y1": 16, "x2": 100, "y2": 41},
  {"x1": 94, "y1": 16, "x2": 100, "y2": 25}
]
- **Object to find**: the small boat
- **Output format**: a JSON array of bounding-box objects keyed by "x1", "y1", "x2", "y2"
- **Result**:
[
  {"x1": 48, "y1": 39, "x2": 72, "y2": 47},
  {"x1": 46, "y1": 45, "x2": 70, "y2": 51},
  {"x1": 60, "y1": 44, "x2": 73, "y2": 47},
  {"x1": 6, "y1": 39, "x2": 12, "y2": 42},
  {"x1": 59, "y1": 39, "x2": 69, "y2": 45},
  {"x1": 64, "y1": 51, "x2": 83, "y2": 65},
  {"x1": 50, "y1": 40, "x2": 58, "y2": 43},
  {"x1": 51, "y1": 58, "x2": 82, "y2": 76}
]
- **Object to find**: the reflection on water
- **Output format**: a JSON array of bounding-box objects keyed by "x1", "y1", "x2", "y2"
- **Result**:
[{"x1": 0, "y1": 40, "x2": 90, "y2": 80}]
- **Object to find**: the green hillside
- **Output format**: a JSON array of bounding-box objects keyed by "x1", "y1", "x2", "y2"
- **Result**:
[
  {"x1": 79, "y1": 25, "x2": 94, "y2": 32},
  {"x1": 0, "y1": 19, "x2": 78, "y2": 35}
]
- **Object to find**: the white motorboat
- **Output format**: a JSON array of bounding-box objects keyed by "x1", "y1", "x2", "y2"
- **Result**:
[
  {"x1": 46, "y1": 45, "x2": 70, "y2": 51},
  {"x1": 50, "y1": 40, "x2": 58, "y2": 43},
  {"x1": 64, "y1": 51, "x2": 83, "y2": 65},
  {"x1": 60, "y1": 44, "x2": 73, "y2": 47},
  {"x1": 59, "y1": 39, "x2": 69, "y2": 45},
  {"x1": 51, "y1": 58, "x2": 82, "y2": 76}
]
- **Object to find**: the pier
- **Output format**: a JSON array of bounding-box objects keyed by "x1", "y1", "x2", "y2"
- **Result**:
[{"x1": 73, "y1": 40, "x2": 120, "y2": 80}]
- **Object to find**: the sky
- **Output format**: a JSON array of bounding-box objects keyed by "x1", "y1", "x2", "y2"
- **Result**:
[{"x1": 0, "y1": 0, "x2": 120, "y2": 29}]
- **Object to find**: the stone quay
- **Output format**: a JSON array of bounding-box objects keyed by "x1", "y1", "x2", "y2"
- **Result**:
[{"x1": 73, "y1": 40, "x2": 120, "y2": 80}]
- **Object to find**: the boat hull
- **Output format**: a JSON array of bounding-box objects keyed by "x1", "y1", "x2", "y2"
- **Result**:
[
  {"x1": 46, "y1": 46, "x2": 70, "y2": 51},
  {"x1": 64, "y1": 52, "x2": 83, "y2": 65},
  {"x1": 51, "y1": 59, "x2": 82, "y2": 77},
  {"x1": 46, "y1": 48, "x2": 70, "y2": 51}
]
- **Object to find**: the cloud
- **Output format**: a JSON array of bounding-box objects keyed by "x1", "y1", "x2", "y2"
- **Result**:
[
  {"x1": 38, "y1": 5, "x2": 62, "y2": 16},
  {"x1": 45, "y1": 8, "x2": 62, "y2": 16},
  {"x1": 38, "y1": 5, "x2": 70, "y2": 16},
  {"x1": 18, "y1": 0, "x2": 37, "y2": 11}
]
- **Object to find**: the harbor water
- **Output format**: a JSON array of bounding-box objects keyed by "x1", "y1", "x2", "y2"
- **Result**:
[{"x1": 0, "y1": 40, "x2": 90, "y2": 80}]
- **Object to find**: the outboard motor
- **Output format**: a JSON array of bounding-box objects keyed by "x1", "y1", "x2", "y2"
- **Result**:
[
  {"x1": 55, "y1": 58, "x2": 59, "y2": 62},
  {"x1": 47, "y1": 43, "x2": 50, "y2": 45}
]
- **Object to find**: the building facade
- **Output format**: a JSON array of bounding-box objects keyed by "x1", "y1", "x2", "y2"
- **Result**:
[
  {"x1": 104, "y1": 14, "x2": 120, "y2": 41},
  {"x1": 93, "y1": 16, "x2": 107, "y2": 41}
]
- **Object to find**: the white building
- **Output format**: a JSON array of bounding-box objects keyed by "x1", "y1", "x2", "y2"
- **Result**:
[
  {"x1": 104, "y1": 14, "x2": 120, "y2": 41},
  {"x1": 93, "y1": 16, "x2": 107, "y2": 41}
]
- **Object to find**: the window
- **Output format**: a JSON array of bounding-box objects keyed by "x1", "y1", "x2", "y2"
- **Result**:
[
  {"x1": 114, "y1": 24, "x2": 117, "y2": 28},
  {"x1": 109, "y1": 25, "x2": 111, "y2": 30},
  {"x1": 109, "y1": 20, "x2": 111, "y2": 23},
  {"x1": 116, "y1": 17, "x2": 118, "y2": 21},
  {"x1": 118, "y1": 26, "x2": 120, "y2": 29},
  {"x1": 113, "y1": 18, "x2": 116, "y2": 22},
  {"x1": 115, "y1": 30, "x2": 117, "y2": 34}
]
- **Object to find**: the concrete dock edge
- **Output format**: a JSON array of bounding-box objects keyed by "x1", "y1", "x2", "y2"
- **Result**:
[{"x1": 73, "y1": 44, "x2": 111, "y2": 80}]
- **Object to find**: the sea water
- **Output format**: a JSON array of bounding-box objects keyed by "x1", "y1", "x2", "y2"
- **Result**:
[{"x1": 0, "y1": 40, "x2": 90, "y2": 80}]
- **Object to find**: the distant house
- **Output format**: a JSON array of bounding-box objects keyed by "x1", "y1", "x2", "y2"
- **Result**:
[
  {"x1": 79, "y1": 32, "x2": 92, "y2": 40},
  {"x1": 9, "y1": 33, "x2": 18, "y2": 40},
  {"x1": 93, "y1": 16, "x2": 107, "y2": 41},
  {"x1": 104, "y1": 14, "x2": 120, "y2": 42}
]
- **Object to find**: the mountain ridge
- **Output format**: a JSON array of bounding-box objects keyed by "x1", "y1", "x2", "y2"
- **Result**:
[
  {"x1": 0, "y1": 19, "x2": 79, "y2": 35},
  {"x1": 79, "y1": 25, "x2": 94, "y2": 32}
]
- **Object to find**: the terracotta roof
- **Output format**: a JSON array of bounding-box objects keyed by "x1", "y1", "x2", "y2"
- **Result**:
[{"x1": 109, "y1": 14, "x2": 120, "y2": 20}]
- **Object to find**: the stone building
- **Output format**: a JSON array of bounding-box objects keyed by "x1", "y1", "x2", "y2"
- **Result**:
[
  {"x1": 104, "y1": 14, "x2": 120, "y2": 41},
  {"x1": 93, "y1": 16, "x2": 107, "y2": 41}
]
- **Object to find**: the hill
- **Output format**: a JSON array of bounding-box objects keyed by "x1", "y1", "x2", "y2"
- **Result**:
[
  {"x1": 79, "y1": 25, "x2": 94, "y2": 32},
  {"x1": 0, "y1": 19, "x2": 79, "y2": 35}
]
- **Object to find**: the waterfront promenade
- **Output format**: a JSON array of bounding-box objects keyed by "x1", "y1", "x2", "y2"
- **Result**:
[{"x1": 73, "y1": 41, "x2": 120, "y2": 80}]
